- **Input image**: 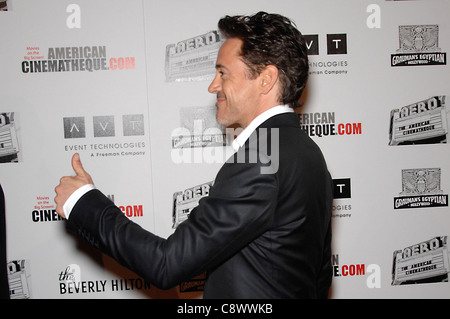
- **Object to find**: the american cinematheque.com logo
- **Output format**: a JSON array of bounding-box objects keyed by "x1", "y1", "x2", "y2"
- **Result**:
[
  {"x1": 391, "y1": 25, "x2": 446, "y2": 67},
  {"x1": 21, "y1": 45, "x2": 135, "y2": 73}
]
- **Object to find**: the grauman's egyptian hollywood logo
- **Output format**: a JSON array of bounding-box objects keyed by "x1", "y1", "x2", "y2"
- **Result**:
[
  {"x1": 391, "y1": 25, "x2": 447, "y2": 67},
  {"x1": 394, "y1": 168, "x2": 448, "y2": 209}
]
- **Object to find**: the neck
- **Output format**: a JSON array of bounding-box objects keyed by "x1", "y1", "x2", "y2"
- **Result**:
[{"x1": 240, "y1": 101, "x2": 282, "y2": 128}]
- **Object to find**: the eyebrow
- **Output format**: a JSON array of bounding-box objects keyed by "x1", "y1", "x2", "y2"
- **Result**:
[{"x1": 215, "y1": 63, "x2": 228, "y2": 70}]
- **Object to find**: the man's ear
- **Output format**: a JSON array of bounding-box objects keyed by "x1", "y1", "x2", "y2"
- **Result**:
[{"x1": 260, "y1": 65, "x2": 279, "y2": 95}]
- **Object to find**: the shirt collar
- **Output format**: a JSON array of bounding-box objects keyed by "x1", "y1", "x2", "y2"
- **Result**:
[{"x1": 231, "y1": 104, "x2": 293, "y2": 151}]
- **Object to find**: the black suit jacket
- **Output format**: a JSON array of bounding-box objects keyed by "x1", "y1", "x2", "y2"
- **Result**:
[{"x1": 67, "y1": 112, "x2": 333, "y2": 299}]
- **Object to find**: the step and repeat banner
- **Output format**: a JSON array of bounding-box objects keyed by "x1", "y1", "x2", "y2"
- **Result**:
[{"x1": 0, "y1": 0, "x2": 449, "y2": 299}]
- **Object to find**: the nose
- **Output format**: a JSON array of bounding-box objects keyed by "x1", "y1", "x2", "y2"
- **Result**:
[{"x1": 208, "y1": 73, "x2": 221, "y2": 94}]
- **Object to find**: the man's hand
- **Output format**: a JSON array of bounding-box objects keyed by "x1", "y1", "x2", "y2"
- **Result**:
[{"x1": 54, "y1": 153, "x2": 94, "y2": 218}]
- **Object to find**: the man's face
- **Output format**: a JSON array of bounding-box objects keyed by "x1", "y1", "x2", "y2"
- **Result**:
[{"x1": 208, "y1": 38, "x2": 261, "y2": 128}]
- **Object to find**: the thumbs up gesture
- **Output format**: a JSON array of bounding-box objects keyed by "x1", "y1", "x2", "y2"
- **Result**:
[{"x1": 54, "y1": 153, "x2": 94, "y2": 218}]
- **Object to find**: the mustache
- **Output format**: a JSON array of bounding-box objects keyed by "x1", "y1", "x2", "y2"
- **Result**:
[{"x1": 216, "y1": 93, "x2": 226, "y2": 100}]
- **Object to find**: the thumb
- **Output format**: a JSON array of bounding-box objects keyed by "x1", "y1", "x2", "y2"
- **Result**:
[{"x1": 71, "y1": 153, "x2": 87, "y2": 177}]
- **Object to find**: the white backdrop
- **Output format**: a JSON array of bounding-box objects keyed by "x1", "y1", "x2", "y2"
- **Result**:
[{"x1": 0, "y1": 0, "x2": 449, "y2": 299}]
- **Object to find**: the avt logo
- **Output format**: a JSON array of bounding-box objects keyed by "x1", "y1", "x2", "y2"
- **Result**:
[
  {"x1": 63, "y1": 114, "x2": 144, "y2": 138},
  {"x1": 304, "y1": 34, "x2": 348, "y2": 55},
  {"x1": 304, "y1": 34, "x2": 349, "y2": 76},
  {"x1": 333, "y1": 178, "x2": 351, "y2": 199}
]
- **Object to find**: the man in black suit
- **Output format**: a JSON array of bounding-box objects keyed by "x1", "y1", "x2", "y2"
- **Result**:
[
  {"x1": 0, "y1": 184, "x2": 9, "y2": 299},
  {"x1": 55, "y1": 12, "x2": 333, "y2": 298}
]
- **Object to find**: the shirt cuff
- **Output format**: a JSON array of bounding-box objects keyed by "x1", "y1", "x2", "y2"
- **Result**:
[{"x1": 63, "y1": 184, "x2": 96, "y2": 219}]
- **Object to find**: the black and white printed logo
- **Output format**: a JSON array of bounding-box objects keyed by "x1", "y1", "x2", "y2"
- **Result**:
[
  {"x1": 122, "y1": 114, "x2": 144, "y2": 136},
  {"x1": 333, "y1": 178, "x2": 351, "y2": 199},
  {"x1": 93, "y1": 115, "x2": 115, "y2": 137},
  {"x1": 391, "y1": 25, "x2": 446, "y2": 67},
  {"x1": 172, "y1": 181, "x2": 213, "y2": 228},
  {"x1": 62, "y1": 114, "x2": 147, "y2": 158},
  {"x1": 0, "y1": 112, "x2": 20, "y2": 163},
  {"x1": 304, "y1": 34, "x2": 348, "y2": 55},
  {"x1": 389, "y1": 95, "x2": 448, "y2": 146},
  {"x1": 165, "y1": 30, "x2": 223, "y2": 82},
  {"x1": 172, "y1": 106, "x2": 226, "y2": 149},
  {"x1": 394, "y1": 168, "x2": 448, "y2": 209},
  {"x1": 392, "y1": 236, "x2": 449, "y2": 285},
  {"x1": 63, "y1": 114, "x2": 144, "y2": 139},
  {"x1": 327, "y1": 34, "x2": 347, "y2": 55},
  {"x1": 332, "y1": 178, "x2": 352, "y2": 219},
  {"x1": 304, "y1": 35, "x2": 320, "y2": 55},
  {"x1": 304, "y1": 33, "x2": 349, "y2": 76},
  {"x1": 64, "y1": 117, "x2": 86, "y2": 139},
  {"x1": 8, "y1": 260, "x2": 32, "y2": 299}
]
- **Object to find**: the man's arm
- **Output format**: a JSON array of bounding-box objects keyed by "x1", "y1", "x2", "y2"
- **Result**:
[
  {"x1": 54, "y1": 153, "x2": 94, "y2": 219},
  {"x1": 56, "y1": 152, "x2": 278, "y2": 290}
]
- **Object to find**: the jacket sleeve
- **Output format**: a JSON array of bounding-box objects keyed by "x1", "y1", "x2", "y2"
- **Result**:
[{"x1": 66, "y1": 158, "x2": 278, "y2": 290}]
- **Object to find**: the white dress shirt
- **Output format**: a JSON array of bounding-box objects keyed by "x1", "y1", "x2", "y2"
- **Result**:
[
  {"x1": 63, "y1": 183, "x2": 96, "y2": 218},
  {"x1": 232, "y1": 104, "x2": 293, "y2": 151},
  {"x1": 63, "y1": 104, "x2": 293, "y2": 219}
]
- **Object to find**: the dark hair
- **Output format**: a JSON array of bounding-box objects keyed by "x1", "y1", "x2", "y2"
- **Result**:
[{"x1": 218, "y1": 11, "x2": 309, "y2": 108}]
